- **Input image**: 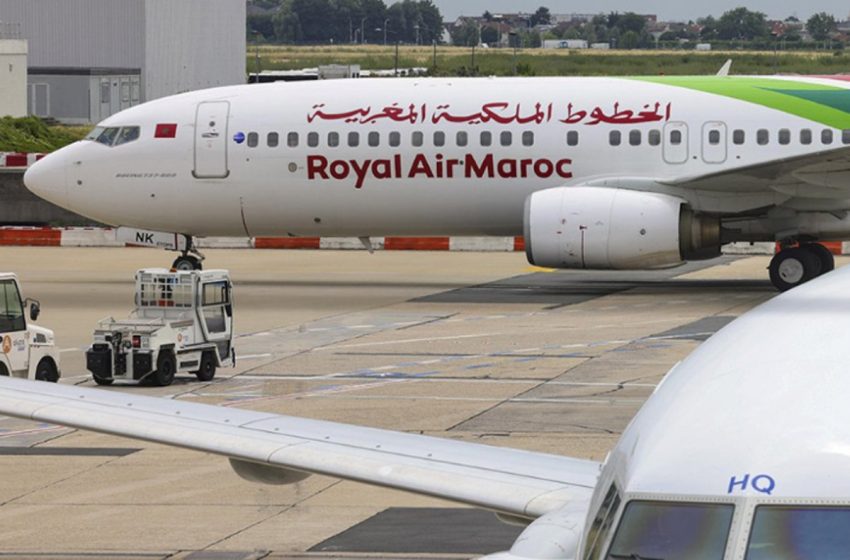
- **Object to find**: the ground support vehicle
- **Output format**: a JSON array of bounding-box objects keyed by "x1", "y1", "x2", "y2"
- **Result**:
[
  {"x1": 86, "y1": 269, "x2": 234, "y2": 386},
  {"x1": 0, "y1": 273, "x2": 60, "y2": 382}
]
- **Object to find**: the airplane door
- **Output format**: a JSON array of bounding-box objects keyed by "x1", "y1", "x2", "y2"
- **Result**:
[
  {"x1": 702, "y1": 122, "x2": 727, "y2": 164},
  {"x1": 194, "y1": 101, "x2": 230, "y2": 179},
  {"x1": 663, "y1": 122, "x2": 689, "y2": 164}
]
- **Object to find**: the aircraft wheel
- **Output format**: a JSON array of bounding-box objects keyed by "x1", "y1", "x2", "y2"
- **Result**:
[
  {"x1": 35, "y1": 358, "x2": 59, "y2": 383},
  {"x1": 93, "y1": 375, "x2": 114, "y2": 386},
  {"x1": 153, "y1": 352, "x2": 176, "y2": 387},
  {"x1": 803, "y1": 243, "x2": 835, "y2": 275},
  {"x1": 172, "y1": 256, "x2": 202, "y2": 271},
  {"x1": 194, "y1": 352, "x2": 217, "y2": 382},
  {"x1": 769, "y1": 247, "x2": 821, "y2": 291}
]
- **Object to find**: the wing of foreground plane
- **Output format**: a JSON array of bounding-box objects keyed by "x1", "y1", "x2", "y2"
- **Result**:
[
  {"x1": 667, "y1": 145, "x2": 850, "y2": 193},
  {"x1": 0, "y1": 378, "x2": 599, "y2": 519}
]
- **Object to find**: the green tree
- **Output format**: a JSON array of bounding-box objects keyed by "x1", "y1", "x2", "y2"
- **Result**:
[
  {"x1": 717, "y1": 7, "x2": 769, "y2": 41},
  {"x1": 481, "y1": 25, "x2": 499, "y2": 45},
  {"x1": 620, "y1": 30, "x2": 640, "y2": 49},
  {"x1": 807, "y1": 12, "x2": 836, "y2": 42},
  {"x1": 273, "y1": 0, "x2": 303, "y2": 42},
  {"x1": 618, "y1": 12, "x2": 646, "y2": 34},
  {"x1": 530, "y1": 6, "x2": 551, "y2": 26},
  {"x1": 450, "y1": 20, "x2": 479, "y2": 46}
]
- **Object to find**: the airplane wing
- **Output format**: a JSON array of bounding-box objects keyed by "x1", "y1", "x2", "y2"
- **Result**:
[
  {"x1": 0, "y1": 377, "x2": 599, "y2": 519},
  {"x1": 665, "y1": 145, "x2": 850, "y2": 194}
]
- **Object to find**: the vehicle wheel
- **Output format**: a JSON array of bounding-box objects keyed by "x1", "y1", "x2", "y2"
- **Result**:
[
  {"x1": 0, "y1": 363, "x2": 8, "y2": 376},
  {"x1": 153, "y1": 352, "x2": 176, "y2": 387},
  {"x1": 172, "y1": 256, "x2": 201, "y2": 271},
  {"x1": 93, "y1": 375, "x2": 113, "y2": 386},
  {"x1": 194, "y1": 352, "x2": 217, "y2": 382},
  {"x1": 769, "y1": 247, "x2": 821, "y2": 291},
  {"x1": 803, "y1": 243, "x2": 835, "y2": 275},
  {"x1": 34, "y1": 359, "x2": 59, "y2": 383}
]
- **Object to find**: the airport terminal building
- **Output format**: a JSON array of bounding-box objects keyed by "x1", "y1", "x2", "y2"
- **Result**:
[{"x1": 0, "y1": 0, "x2": 246, "y2": 124}]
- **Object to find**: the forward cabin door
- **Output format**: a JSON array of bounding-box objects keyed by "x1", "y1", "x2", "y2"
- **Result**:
[
  {"x1": 663, "y1": 122, "x2": 689, "y2": 164},
  {"x1": 194, "y1": 101, "x2": 230, "y2": 179}
]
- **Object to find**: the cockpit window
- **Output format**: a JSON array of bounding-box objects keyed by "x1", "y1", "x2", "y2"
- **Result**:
[
  {"x1": 605, "y1": 501, "x2": 733, "y2": 560},
  {"x1": 115, "y1": 126, "x2": 140, "y2": 146},
  {"x1": 745, "y1": 506, "x2": 850, "y2": 559},
  {"x1": 85, "y1": 126, "x2": 105, "y2": 141},
  {"x1": 95, "y1": 127, "x2": 120, "y2": 146}
]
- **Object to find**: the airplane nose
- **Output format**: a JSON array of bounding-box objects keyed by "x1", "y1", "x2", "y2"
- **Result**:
[{"x1": 23, "y1": 151, "x2": 68, "y2": 206}]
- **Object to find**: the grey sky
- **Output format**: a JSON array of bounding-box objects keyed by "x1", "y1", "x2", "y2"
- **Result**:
[{"x1": 431, "y1": 1, "x2": 850, "y2": 23}]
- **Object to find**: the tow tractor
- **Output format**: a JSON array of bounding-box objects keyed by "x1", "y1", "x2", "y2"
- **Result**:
[
  {"x1": 86, "y1": 269, "x2": 234, "y2": 386},
  {"x1": 0, "y1": 273, "x2": 60, "y2": 382}
]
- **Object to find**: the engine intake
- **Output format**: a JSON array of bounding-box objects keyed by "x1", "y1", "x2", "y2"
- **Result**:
[{"x1": 524, "y1": 187, "x2": 720, "y2": 270}]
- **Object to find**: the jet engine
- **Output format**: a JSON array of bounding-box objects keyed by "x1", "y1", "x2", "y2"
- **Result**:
[{"x1": 524, "y1": 187, "x2": 720, "y2": 270}]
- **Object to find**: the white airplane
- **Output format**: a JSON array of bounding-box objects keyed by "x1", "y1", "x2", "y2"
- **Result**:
[
  {"x1": 0, "y1": 251, "x2": 848, "y2": 558},
  {"x1": 23, "y1": 74, "x2": 850, "y2": 290}
]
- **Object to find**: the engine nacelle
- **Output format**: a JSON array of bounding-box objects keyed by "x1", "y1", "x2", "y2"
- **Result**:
[{"x1": 524, "y1": 187, "x2": 720, "y2": 270}]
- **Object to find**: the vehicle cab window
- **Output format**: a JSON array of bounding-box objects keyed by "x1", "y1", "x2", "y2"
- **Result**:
[
  {"x1": 745, "y1": 506, "x2": 850, "y2": 559},
  {"x1": 605, "y1": 501, "x2": 733, "y2": 560},
  {"x1": 201, "y1": 281, "x2": 231, "y2": 334},
  {"x1": 0, "y1": 280, "x2": 25, "y2": 333}
]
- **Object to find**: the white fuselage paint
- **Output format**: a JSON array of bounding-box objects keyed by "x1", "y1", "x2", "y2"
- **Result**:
[{"x1": 24, "y1": 76, "x2": 850, "y2": 239}]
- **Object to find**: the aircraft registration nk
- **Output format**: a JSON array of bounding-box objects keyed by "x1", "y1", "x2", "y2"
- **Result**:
[{"x1": 306, "y1": 153, "x2": 574, "y2": 189}]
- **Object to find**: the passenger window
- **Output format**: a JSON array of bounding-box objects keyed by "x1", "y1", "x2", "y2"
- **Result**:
[
  {"x1": 287, "y1": 132, "x2": 299, "y2": 147},
  {"x1": 733, "y1": 129, "x2": 745, "y2": 145},
  {"x1": 389, "y1": 131, "x2": 400, "y2": 147},
  {"x1": 669, "y1": 129, "x2": 682, "y2": 145},
  {"x1": 708, "y1": 130, "x2": 720, "y2": 145},
  {"x1": 567, "y1": 130, "x2": 579, "y2": 146},
  {"x1": 522, "y1": 131, "x2": 534, "y2": 146},
  {"x1": 307, "y1": 132, "x2": 319, "y2": 147},
  {"x1": 629, "y1": 130, "x2": 641, "y2": 146},
  {"x1": 778, "y1": 129, "x2": 791, "y2": 145},
  {"x1": 267, "y1": 132, "x2": 279, "y2": 148},
  {"x1": 822, "y1": 129, "x2": 834, "y2": 144},
  {"x1": 800, "y1": 129, "x2": 812, "y2": 145},
  {"x1": 500, "y1": 131, "x2": 512, "y2": 146},
  {"x1": 368, "y1": 131, "x2": 380, "y2": 147},
  {"x1": 0, "y1": 280, "x2": 25, "y2": 332},
  {"x1": 757, "y1": 129, "x2": 769, "y2": 145},
  {"x1": 434, "y1": 131, "x2": 445, "y2": 147},
  {"x1": 610, "y1": 130, "x2": 622, "y2": 146},
  {"x1": 247, "y1": 132, "x2": 258, "y2": 148},
  {"x1": 456, "y1": 131, "x2": 468, "y2": 147},
  {"x1": 348, "y1": 131, "x2": 359, "y2": 147},
  {"x1": 843, "y1": 130, "x2": 850, "y2": 144},
  {"x1": 648, "y1": 130, "x2": 660, "y2": 146},
  {"x1": 328, "y1": 132, "x2": 339, "y2": 147},
  {"x1": 412, "y1": 131, "x2": 423, "y2": 147},
  {"x1": 480, "y1": 131, "x2": 492, "y2": 147},
  {"x1": 583, "y1": 484, "x2": 622, "y2": 560},
  {"x1": 115, "y1": 126, "x2": 140, "y2": 146}
]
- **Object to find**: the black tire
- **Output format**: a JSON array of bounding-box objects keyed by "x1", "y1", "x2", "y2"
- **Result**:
[
  {"x1": 0, "y1": 362, "x2": 8, "y2": 376},
  {"x1": 93, "y1": 375, "x2": 113, "y2": 386},
  {"x1": 34, "y1": 359, "x2": 59, "y2": 383},
  {"x1": 172, "y1": 256, "x2": 201, "y2": 271},
  {"x1": 804, "y1": 243, "x2": 835, "y2": 275},
  {"x1": 769, "y1": 247, "x2": 821, "y2": 291},
  {"x1": 194, "y1": 352, "x2": 217, "y2": 382},
  {"x1": 153, "y1": 351, "x2": 176, "y2": 387}
]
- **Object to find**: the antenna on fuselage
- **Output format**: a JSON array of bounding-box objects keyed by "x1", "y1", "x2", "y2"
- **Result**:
[{"x1": 716, "y1": 59, "x2": 733, "y2": 77}]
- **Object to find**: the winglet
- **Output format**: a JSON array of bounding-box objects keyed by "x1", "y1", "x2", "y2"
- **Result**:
[{"x1": 716, "y1": 59, "x2": 733, "y2": 77}]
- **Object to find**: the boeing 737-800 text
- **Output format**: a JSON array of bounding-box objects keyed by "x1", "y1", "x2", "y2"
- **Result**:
[
  {"x1": 0, "y1": 247, "x2": 848, "y2": 558},
  {"x1": 23, "y1": 75, "x2": 850, "y2": 290}
]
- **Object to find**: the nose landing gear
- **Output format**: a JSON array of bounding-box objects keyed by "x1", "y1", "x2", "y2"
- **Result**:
[
  {"x1": 769, "y1": 242, "x2": 835, "y2": 292},
  {"x1": 171, "y1": 235, "x2": 204, "y2": 271}
]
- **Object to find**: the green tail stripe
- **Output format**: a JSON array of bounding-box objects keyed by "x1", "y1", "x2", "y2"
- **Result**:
[{"x1": 634, "y1": 76, "x2": 850, "y2": 130}]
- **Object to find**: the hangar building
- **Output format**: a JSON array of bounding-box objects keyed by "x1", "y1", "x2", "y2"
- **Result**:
[
  {"x1": 0, "y1": 24, "x2": 27, "y2": 118},
  {"x1": 0, "y1": 0, "x2": 246, "y2": 124}
]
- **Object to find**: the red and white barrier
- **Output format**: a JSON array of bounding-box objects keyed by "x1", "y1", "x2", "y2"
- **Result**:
[
  {"x1": 0, "y1": 153, "x2": 46, "y2": 169},
  {"x1": 1, "y1": 227, "x2": 849, "y2": 255}
]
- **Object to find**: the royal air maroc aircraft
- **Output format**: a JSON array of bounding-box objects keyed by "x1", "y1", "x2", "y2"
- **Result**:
[
  {"x1": 0, "y1": 252, "x2": 849, "y2": 558},
  {"x1": 23, "y1": 74, "x2": 850, "y2": 290}
]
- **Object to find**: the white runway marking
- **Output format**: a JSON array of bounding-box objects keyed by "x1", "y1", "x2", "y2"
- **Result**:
[{"x1": 321, "y1": 332, "x2": 503, "y2": 350}]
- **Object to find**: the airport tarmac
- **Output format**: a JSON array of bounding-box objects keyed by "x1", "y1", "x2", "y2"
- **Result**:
[{"x1": 0, "y1": 247, "x2": 837, "y2": 559}]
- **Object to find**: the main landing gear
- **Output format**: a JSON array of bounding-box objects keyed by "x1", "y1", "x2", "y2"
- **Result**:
[
  {"x1": 769, "y1": 242, "x2": 835, "y2": 292},
  {"x1": 172, "y1": 235, "x2": 205, "y2": 271}
]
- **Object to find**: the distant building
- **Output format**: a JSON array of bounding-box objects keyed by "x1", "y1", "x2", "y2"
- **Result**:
[
  {"x1": 0, "y1": 0, "x2": 246, "y2": 124},
  {"x1": 0, "y1": 24, "x2": 27, "y2": 117}
]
